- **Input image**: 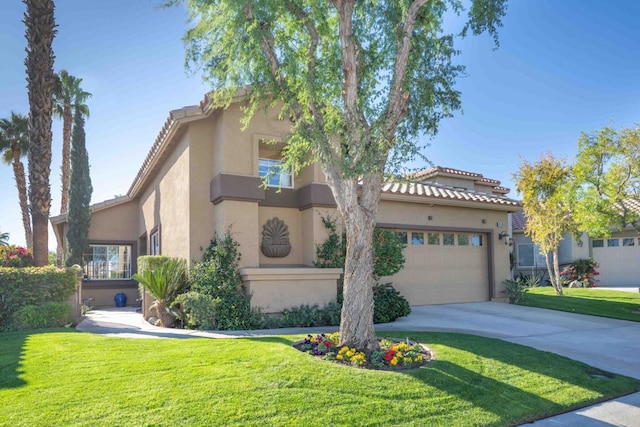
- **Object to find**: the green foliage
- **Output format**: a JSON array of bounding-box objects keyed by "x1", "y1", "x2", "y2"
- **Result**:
[
  {"x1": 132, "y1": 257, "x2": 189, "y2": 306},
  {"x1": 372, "y1": 283, "x2": 411, "y2": 323},
  {"x1": 314, "y1": 216, "x2": 345, "y2": 269},
  {"x1": 0, "y1": 231, "x2": 9, "y2": 246},
  {"x1": 514, "y1": 153, "x2": 577, "y2": 294},
  {"x1": 573, "y1": 125, "x2": 640, "y2": 236},
  {"x1": 174, "y1": 291, "x2": 221, "y2": 330},
  {"x1": 184, "y1": 230, "x2": 263, "y2": 330},
  {"x1": 314, "y1": 216, "x2": 405, "y2": 280},
  {"x1": 12, "y1": 302, "x2": 74, "y2": 330},
  {"x1": 136, "y1": 255, "x2": 171, "y2": 296},
  {"x1": 503, "y1": 277, "x2": 531, "y2": 304},
  {"x1": 65, "y1": 109, "x2": 93, "y2": 267},
  {"x1": 0, "y1": 245, "x2": 34, "y2": 267},
  {"x1": 0, "y1": 265, "x2": 78, "y2": 330},
  {"x1": 560, "y1": 258, "x2": 599, "y2": 288}
]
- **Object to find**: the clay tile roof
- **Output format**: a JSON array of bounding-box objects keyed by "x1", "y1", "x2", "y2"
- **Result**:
[
  {"x1": 413, "y1": 166, "x2": 483, "y2": 180},
  {"x1": 381, "y1": 181, "x2": 521, "y2": 208},
  {"x1": 511, "y1": 210, "x2": 526, "y2": 231}
]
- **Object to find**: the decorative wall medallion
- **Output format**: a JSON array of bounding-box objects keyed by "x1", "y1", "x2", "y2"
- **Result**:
[{"x1": 261, "y1": 217, "x2": 291, "y2": 257}]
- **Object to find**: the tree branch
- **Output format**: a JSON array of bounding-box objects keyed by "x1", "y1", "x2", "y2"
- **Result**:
[{"x1": 385, "y1": 0, "x2": 429, "y2": 140}]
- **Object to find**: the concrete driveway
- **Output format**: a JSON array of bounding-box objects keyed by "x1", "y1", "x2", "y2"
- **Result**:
[{"x1": 378, "y1": 302, "x2": 640, "y2": 380}]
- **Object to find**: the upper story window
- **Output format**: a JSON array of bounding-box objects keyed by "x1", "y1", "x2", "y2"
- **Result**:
[
  {"x1": 84, "y1": 244, "x2": 132, "y2": 280},
  {"x1": 259, "y1": 158, "x2": 293, "y2": 188}
]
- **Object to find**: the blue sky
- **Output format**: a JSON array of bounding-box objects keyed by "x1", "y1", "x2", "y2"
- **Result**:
[{"x1": 1, "y1": 0, "x2": 640, "y2": 249}]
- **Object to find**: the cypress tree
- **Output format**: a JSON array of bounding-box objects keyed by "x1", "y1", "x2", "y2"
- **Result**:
[{"x1": 65, "y1": 109, "x2": 92, "y2": 267}]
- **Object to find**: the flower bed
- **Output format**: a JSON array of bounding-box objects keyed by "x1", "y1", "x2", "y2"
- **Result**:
[{"x1": 293, "y1": 333, "x2": 431, "y2": 370}]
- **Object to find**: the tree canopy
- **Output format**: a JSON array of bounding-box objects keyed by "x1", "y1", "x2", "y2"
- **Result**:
[
  {"x1": 514, "y1": 153, "x2": 576, "y2": 295},
  {"x1": 573, "y1": 125, "x2": 640, "y2": 237},
  {"x1": 180, "y1": 0, "x2": 507, "y2": 349}
]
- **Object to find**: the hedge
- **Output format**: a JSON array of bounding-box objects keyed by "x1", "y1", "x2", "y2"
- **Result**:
[{"x1": 0, "y1": 265, "x2": 79, "y2": 331}]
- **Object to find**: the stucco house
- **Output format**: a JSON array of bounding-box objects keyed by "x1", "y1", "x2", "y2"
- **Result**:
[
  {"x1": 51, "y1": 93, "x2": 522, "y2": 311},
  {"x1": 512, "y1": 209, "x2": 640, "y2": 287}
]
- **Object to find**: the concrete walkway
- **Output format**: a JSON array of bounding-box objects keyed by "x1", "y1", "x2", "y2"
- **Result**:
[{"x1": 77, "y1": 302, "x2": 640, "y2": 426}]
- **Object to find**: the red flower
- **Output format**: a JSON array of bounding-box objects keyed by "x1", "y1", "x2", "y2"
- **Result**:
[{"x1": 384, "y1": 349, "x2": 396, "y2": 362}]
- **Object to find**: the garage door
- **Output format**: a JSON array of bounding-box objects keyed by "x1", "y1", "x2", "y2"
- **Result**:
[
  {"x1": 592, "y1": 237, "x2": 640, "y2": 286},
  {"x1": 386, "y1": 230, "x2": 489, "y2": 305}
]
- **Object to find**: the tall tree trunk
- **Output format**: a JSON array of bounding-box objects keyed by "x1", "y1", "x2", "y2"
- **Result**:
[
  {"x1": 327, "y1": 171, "x2": 382, "y2": 352},
  {"x1": 25, "y1": 0, "x2": 56, "y2": 267},
  {"x1": 545, "y1": 249, "x2": 563, "y2": 295},
  {"x1": 60, "y1": 102, "x2": 71, "y2": 213},
  {"x1": 340, "y1": 210, "x2": 377, "y2": 351},
  {"x1": 12, "y1": 149, "x2": 32, "y2": 249}
]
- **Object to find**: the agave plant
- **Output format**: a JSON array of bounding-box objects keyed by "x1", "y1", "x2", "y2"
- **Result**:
[{"x1": 132, "y1": 258, "x2": 189, "y2": 327}]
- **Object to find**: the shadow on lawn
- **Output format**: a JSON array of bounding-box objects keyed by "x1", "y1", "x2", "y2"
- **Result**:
[
  {"x1": 401, "y1": 332, "x2": 635, "y2": 391},
  {"x1": 0, "y1": 329, "x2": 75, "y2": 389}
]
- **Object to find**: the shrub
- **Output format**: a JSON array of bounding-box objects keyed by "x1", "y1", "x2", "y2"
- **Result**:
[
  {"x1": 174, "y1": 291, "x2": 220, "y2": 330},
  {"x1": 132, "y1": 257, "x2": 189, "y2": 327},
  {"x1": 314, "y1": 217, "x2": 406, "y2": 280},
  {"x1": 274, "y1": 303, "x2": 342, "y2": 328},
  {"x1": 561, "y1": 258, "x2": 599, "y2": 287},
  {"x1": 12, "y1": 302, "x2": 74, "y2": 330},
  {"x1": 503, "y1": 276, "x2": 531, "y2": 304},
  {"x1": 373, "y1": 283, "x2": 411, "y2": 323},
  {"x1": 0, "y1": 245, "x2": 34, "y2": 267},
  {"x1": 184, "y1": 230, "x2": 263, "y2": 330},
  {"x1": 136, "y1": 255, "x2": 172, "y2": 296},
  {"x1": 0, "y1": 266, "x2": 78, "y2": 330}
]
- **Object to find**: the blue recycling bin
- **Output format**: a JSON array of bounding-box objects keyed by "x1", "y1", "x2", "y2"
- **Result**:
[{"x1": 114, "y1": 292, "x2": 127, "y2": 307}]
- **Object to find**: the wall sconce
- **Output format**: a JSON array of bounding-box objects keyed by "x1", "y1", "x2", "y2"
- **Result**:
[
  {"x1": 481, "y1": 219, "x2": 487, "y2": 224},
  {"x1": 498, "y1": 231, "x2": 510, "y2": 244},
  {"x1": 428, "y1": 215, "x2": 433, "y2": 221}
]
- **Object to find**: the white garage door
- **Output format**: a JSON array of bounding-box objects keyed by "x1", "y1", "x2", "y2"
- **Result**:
[
  {"x1": 592, "y1": 237, "x2": 640, "y2": 286},
  {"x1": 386, "y1": 230, "x2": 489, "y2": 305}
]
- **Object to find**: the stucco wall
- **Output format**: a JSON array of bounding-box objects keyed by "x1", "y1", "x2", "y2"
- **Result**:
[
  {"x1": 87, "y1": 200, "x2": 138, "y2": 242},
  {"x1": 139, "y1": 131, "x2": 191, "y2": 260}
]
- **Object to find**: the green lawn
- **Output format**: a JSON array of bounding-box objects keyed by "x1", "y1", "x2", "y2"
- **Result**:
[
  {"x1": 1, "y1": 330, "x2": 638, "y2": 426},
  {"x1": 521, "y1": 287, "x2": 640, "y2": 322}
]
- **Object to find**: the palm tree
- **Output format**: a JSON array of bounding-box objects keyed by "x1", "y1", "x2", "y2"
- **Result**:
[
  {"x1": 0, "y1": 112, "x2": 32, "y2": 248},
  {"x1": 53, "y1": 69, "x2": 91, "y2": 214},
  {"x1": 25, "y1": 0, "x2": 56, "y2": 267},
  {"x1": 0, "y1": 231, "x2": 9, "y2": 246}
]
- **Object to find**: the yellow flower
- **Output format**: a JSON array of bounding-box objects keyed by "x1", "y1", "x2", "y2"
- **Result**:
[
  {"x1": 390, "y1": 357, "x2": 398, "y2": 366},
  {"x1": 396, "y1": 352, "x2": 403, "y2": 358},
  {"x1": 346, "y1": 350, "x2": 354, "y2": 358},
  {"x1": 336, "y1": 354, "x2": 343, "y2": 360}
]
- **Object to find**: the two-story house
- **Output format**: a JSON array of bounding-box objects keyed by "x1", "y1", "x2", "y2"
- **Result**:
[{"x1": 51, "y1": 93, "x2": 522, "y2": 311}]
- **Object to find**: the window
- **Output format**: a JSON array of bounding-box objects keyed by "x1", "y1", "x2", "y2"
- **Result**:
[
  {"x1": 443, "y1": 233, "x2": 455, "y2": 246},
  {"x1": 517, "y1": 243, "x2": 534, "y2": 267},
  {"x1": 458, "y1": 234, "x2": 469, "y2": 246},
  {"x1": 258, "y1": 158, "x2": 293, "y2": 188},
  {"x1": 623, "y1": 238, "x2": 635, "y2": 247},
  {"x1": 592, "y1": 239, "x2": 604, "y2": 248},
  {"x1": 411, "y1": 232, "x2": 424, "y2": 245},
  {"x1": 84, "y1": 244, "x2": 132, "y2": 280},
  {"x1": 471, "y1": 234, "x2": 483, "y2": 247},
  {"x1": 394, "y1": 231, "x2": 408, "y2": 244},
  {"x1": 427, "y1": 233, "x2": 440, "y2": 245},
  {"x1": 150, "y1": 230, "x2": 160, "y2": 255},
  {"x1": 607, "y1": 239, "x2": 619, "y2": 247}
]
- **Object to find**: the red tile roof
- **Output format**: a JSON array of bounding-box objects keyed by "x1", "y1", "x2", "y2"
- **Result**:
[{"x1": 381, "y1": 181, "x2": 521, "y2": 208}]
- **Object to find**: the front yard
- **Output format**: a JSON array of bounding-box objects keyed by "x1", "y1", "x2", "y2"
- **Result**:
[
  {"x1": 521, "y1": 287, "x2": 640, "y2": 322},
  {"x1": 1, "y1": 329, "x2": 639, "y2": 426}
]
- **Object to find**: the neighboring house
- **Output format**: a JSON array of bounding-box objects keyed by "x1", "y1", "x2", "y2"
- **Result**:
[
  {"x1": 511, "y1": 210, "x2": 640, "y2": 286},
  {"x1": 51, "y1": 93, "x2": 522, "y2": 310}
]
